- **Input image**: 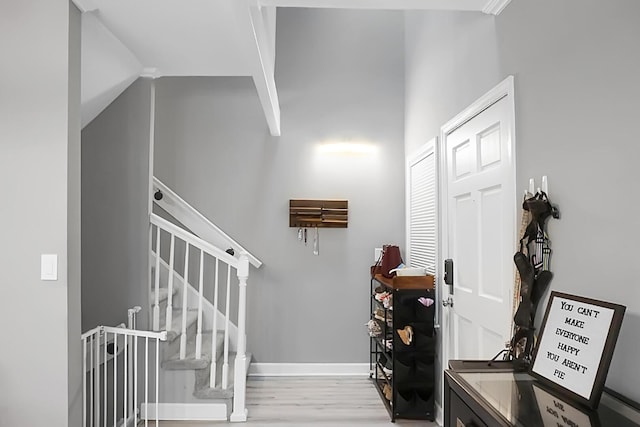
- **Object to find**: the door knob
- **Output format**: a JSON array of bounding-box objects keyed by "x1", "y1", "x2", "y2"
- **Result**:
[{"x1": 442, "y1": 296, "x2": 454, "y2": 307}]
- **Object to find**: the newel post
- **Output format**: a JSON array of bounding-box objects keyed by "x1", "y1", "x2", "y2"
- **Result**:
[{"x1": 230, "y1": 252, "x2": 249, "y2": 422}]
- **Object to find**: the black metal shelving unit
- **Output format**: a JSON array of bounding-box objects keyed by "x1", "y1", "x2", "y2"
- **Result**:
[{"x1": 369, "y1": 271, "x2": 436, "y2": 422}]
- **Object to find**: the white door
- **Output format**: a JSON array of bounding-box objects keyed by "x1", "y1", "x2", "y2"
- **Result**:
[{"x1": 441, "y1": 77, "x2": 516, "y2": 362}]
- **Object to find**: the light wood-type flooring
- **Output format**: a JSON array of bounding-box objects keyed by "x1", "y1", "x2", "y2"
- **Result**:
[{"x1": 151, "y1": 376, "x2": 439, "y2": 426}]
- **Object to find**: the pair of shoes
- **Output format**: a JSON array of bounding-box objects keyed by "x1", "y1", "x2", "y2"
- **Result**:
[
  {"x1": 373, "y1": 308, "x2": 393, "y2": 324},
  {"x1": 375, "y1": 292, "x2": 393, "y2": 309},
  {"x1": 418, "y1": 297, "x2": 434, "y2": 307},
  {"x1": 378, "y1": 354, "x2": 393, "y2": 375},
  {"x1": 382, "y1": 383, "x2": 393, "y2": 401},
  {"x1": 397, "y1": 325, "x2": 414, "y2": 346},
  {"x1": 366, "y1": 319, "x2": 382, "y2": 337},
  {"x1": 375, "y1": 365, "x2": 390, "y2": 379}
]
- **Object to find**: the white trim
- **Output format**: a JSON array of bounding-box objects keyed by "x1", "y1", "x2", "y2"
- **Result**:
[
  {"x1": 232, "y1": 0, "x2": 281, "y2": 136},
  {"x1": 141, "y1": 403, "x2": 228, "y2": 421},
  {"x1": 229, "y1": 408, "x2": 248, "y2": 423},
  {"x1": 405, "y1": 137, "x2": 439, "y2": 324},
  {"x1": 435, "y1": 402, "x2": 443, "y2": 427},
  {"x1": 248, "y1": 363, "x2": 370, "y2": 377},
  {"x1": 72, "y1": 0, "x2": 98, "y2": 12},
  {"x1": 482, "y1": 0, "x2": 512, "y2": 15},
  {"x1": 153, "y1": 177, "x2": 262, "y2": 268},
  {"x1": 441, "y1": 76, "x2": 515, "y2": 137},
  {"x1": 147, "y1": 79, "x2": 156, "y2": 331},
  {"x1": 439, "y1": 74, "x2": 517, "y2": 404},
  {"x1": 151, "y1": 214, "x2": 238, "y2": 267}
]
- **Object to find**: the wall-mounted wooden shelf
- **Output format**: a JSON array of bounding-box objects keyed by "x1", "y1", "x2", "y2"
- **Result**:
[{"x1": 289, "y1": 199, "x2": 348, "y2": 228}]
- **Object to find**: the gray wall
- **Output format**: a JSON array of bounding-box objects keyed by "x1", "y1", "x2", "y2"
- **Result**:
[
  {"x1": 154, "y1": 8, "x2": 406, "y2": 362},
  {"x1": 82, "y1": 78, "x2": 152, "y2": 331},
  {"x1": 405, "y1": 0, "x2": 640, "y2": 402},
  {"x1": 0, "y1": 1, "x2": 81, "y2": 426}
]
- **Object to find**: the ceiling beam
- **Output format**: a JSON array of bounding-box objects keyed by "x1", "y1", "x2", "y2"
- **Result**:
[
  {"x1": 482, "y1": 0, "x2": 512, "y2": 15},
  {"x1": 236, "y1": 0, "x2": 281, "y2": 136},
  {"x1": 258, "y1": 0, "x2": 486, "y2": 11}
]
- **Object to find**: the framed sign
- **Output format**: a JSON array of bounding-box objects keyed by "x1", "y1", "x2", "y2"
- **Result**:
[{"x1": 530, "y1": 292, "x2": 625, "y2": 409}]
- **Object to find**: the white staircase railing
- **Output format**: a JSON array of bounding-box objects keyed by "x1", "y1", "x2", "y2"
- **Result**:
[
  {"x1": 82, "y1": 325, "x2": 167, "y2": 427},
  {"x1": 149, "y1": 212, "x2": 250, "y2": 421}
]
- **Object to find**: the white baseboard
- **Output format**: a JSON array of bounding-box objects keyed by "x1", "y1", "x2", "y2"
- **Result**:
[
  {"x1": 248, "y1": 363, "x2": 370, "y2": 377},
  {"x1": 141, "y1": 403, "x2": 228, "y2": 421},
  {"x1": 436, "y1": 402, "x2": 443, "y2": 426}
]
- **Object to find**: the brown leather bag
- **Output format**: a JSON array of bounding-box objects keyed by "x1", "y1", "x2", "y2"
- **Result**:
[{"x1": 379, "y1": 245, "x2": 403, "y2": 278}]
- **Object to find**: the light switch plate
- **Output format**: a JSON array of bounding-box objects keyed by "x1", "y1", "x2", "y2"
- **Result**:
[
  {"x1": 41, "y1": 254, "x2": 58, "y2": 281},
  {"x1": 374, "y1": 247, "x2": 383, "y2": 263}
]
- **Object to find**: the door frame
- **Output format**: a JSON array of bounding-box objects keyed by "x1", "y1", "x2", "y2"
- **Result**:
[{"x1": 438, "y1": 75, "x2": 517, "y2": 373}]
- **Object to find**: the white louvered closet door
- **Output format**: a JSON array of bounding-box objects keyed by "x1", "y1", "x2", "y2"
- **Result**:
[{"x1": 407, "y1": 140, "x2": 437, "y2": 274}]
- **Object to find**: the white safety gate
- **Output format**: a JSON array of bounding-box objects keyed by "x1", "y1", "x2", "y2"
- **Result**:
[{"x1": 82, "y1": 326, "x2": 167, "y2": 427}]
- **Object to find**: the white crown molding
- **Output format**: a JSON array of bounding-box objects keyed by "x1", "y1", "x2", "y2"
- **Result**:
[
  {"x1": 248, "y1": 363, "x2": 370, "y2": 376},
  {"x1": 482, "y1": 0, "x2": 512, "y2": 15}
]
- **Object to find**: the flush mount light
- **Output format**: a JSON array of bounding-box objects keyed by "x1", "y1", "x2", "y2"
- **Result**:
[{"x1": 317, "y1": 141, "x2": 377, "y2": 155}]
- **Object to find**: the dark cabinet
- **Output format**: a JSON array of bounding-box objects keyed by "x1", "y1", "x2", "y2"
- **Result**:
[
  {"x1": 369, "y1": 271, "x2": 436, "y2": 422},
  {"x1": 445, "y1": 360, "x2": 640, "y2": 427}
]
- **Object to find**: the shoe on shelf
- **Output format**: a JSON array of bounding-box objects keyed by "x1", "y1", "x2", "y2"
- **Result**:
[
  {"x1": 377, "y1": 354, "x2": 393, "y2": 376},
  {"x1": 374, "y1": 285, "x2": 387, "y2": 294},
  {"x1": 373, "y1": 307, "x2": 393, "y2": 323},
  {"x1": 374, "y1": 291, "x2": 390, "y2": 303},
  {"x1": 397, "y1": 325, "x2": 414, "y2": 346},
  {"x1": 375, "y1": 365, "x2": 389, "y2": 379},
  {"x1": 383, "y1": 339, "x2": 393, "y2": 350},
  {"x1": 366, "y1": 319, "x2": 382, "y2": 337},
  {"x1": 374, "y1": 292, "x2": 393, "y2": 309},
  {"x1": 383, "y1": 383, "x2": 393, "y2": 401}
]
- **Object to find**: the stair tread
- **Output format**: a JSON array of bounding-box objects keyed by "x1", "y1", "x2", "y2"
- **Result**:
[
  {"x1": 151, "y1": 286, "x2": 178, "y2": 303},
  {"x1": 193, "y1": 352, "x2": 252, "y2": 400},
  {"x1": 162, "y1": 330, "x2": 225, "y2": 370},
  {"x1": 158, "y1": 308, "x2": 198, "y2": 341}
]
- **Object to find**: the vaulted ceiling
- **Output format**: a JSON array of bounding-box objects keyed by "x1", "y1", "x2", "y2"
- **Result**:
[{"x1": 76, "y1": 0, "x2": 511, "y2": 135}]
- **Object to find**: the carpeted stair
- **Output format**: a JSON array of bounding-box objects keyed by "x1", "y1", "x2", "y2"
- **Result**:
[{"x1": 151, "y1": 284, "x2": 250, "y2": 406}]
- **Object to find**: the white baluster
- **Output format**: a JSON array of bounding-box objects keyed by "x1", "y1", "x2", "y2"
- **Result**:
[
  {"x1": 155, "y1": 337, "x2": 160, "y2": 427},
  {"x1": 95, "y1": 333, "x2": 100, "y2": 427},
  {"x1": 90, "y1": 334, "x2": 94, "y2": 427},
  {"x1": 145, "y1": 337, "x2": 149, "y2": 427},
  {"x1": 113, "y1": 333, "x2": 117, "y2": 427},
  {"x1": 180, "y1": 244, "x2": 190, "y2": 359},
  {"x1": 134, "y1": 337, "x2": 138, "y2": 425},
  {"x1": 103, "y1": 332, "x2": 107, "y2": 427},
  {"x1": 153, "y1": 226, "x2": 161, "y2": 330},
  {"x1": 222, "y1": 264, "x2": 231, "y2": 389},
  {"x1": 124, "y1": 332, "x2": 128, "y2": 424},
  {"x1": 230, "y1": 253, "x2": 250, "y2": 422},
  {"x1": 165, "y1": 234, "x2": 176, "y2": 334},
  {"x1": 209, "y1": 258, "x2": 220, "y2": 387},
  {"x1": 195, "y1": 250, "x2": 204, "y2": 359},
  {"x1": 83, "y1": 337, "x2": 87, "y2": 427}
]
